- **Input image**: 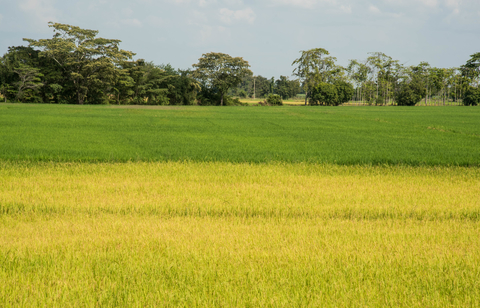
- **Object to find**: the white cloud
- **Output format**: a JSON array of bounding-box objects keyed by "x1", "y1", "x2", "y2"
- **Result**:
[
  {"x1": 172, "y1": 0, "x2": 243, "y2": 6},
  {"x1": 196, "y1": 25, "x2": 231, "y2": 45},
  {"x1": 369, "y1": 5, "x2": 381, "y2": 14},
  {"x1": 146, "y1": 15, "x2": 164, "y2": 28},
  {"x1": 198, "y1": 0, "x2": 214, "y2": 6},
  {"x1": 120, "y1": 18, "x2": 142, "y2": 27},
  {"x1": 445, "y1": 0, "x2": 460, "y2": 13},
  {"x1": 122, "y1": 8, "x2": 134, "y2": 16},
  {"x1": 224, "y1": 0, "x2": 243, "y2": 5},
  {"x1": 339, "y1": 4, "x2": 351, "y2": 13},
  {"x1": 198, "y1": 0, "x2": 210, "y2": 6},
  {"x1": 219, "y1": 7, "x2": 255, "y2": 24},
  {"x1": 419, "y1": 0, "x2": 438, "y2": 8},
  {"x1": 445, "y1": 0, "x2": 459, "y2": 7},
  {"x1": 18, "y1": 0, "x2": 59, "y2": 25},
  {"x1": 267, "y1": 0, "x2": 336, "y2": 9},
  {"x1": 188, "y1": 10, "x2": 209, "y2": 25}
]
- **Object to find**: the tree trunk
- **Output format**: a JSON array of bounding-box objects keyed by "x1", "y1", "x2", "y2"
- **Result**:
[
  {"x1": 77, "y1": 89, "x2": 85, "y2": 105},
  {"x1": 305, "y1": 91, "x2": 308, "y2": 105},
  {"x1": 454, "y1": 78, "x2": 457, "y2": 103},
  {"x1": 385, "y1": 81, "x2": 388, "y2": 105},
  {"x1": 425, "y1": 83, "x2": 428, "y2": 106},
  {"x1": 220, "y1": 92, "x2": 224, "y2": 106},
  {"x1": 443, "y1": 85, "x2": 445, "y2": 106}
]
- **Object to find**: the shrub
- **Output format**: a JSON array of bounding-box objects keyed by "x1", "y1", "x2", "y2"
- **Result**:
[
  {"x1": 395, "y1": 85, "x2": 420, "y2": 106},
  {"x1": 310, "y1": 82, "x2": 338, "y2": 106},
  {"x1": 224, "y1": 96, "x2": 247, "y2": 106},
  {"x1": 334, "y1": 80, "x2": 354, "y2": 105},
  {"x1": 266, "y1": 94, "x2": 283, "y2": 106},
  {"x1": 463, "y1": 86, "x2": 480, "y2": 106},
  {"x1": 395, "y1": 78, "x2": 425, "y2": 106},
  {"x1": 238, "y1": 90, "x2": 248, "y2": 98}
]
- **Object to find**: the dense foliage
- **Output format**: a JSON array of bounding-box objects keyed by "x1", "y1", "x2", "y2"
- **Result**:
[
  {"x1": 395, "y1": 74, "x2": 426, "y2": 106},
  {"x1": 193, "y1": 52, "x2": 252, "y2": 106},
  {"x1": 265, "y1": 94, "x2": 283, "y2": 106},
  {"x1": 0, "y1": 23, "x2": 479, "y2": 106},
  {"x1": 0, "y1": 23, "x2": 199, "y2": 106},
  {"x1": 463, "y1": 86, "x2": 480, "y2": 106},
  {"x1": 310, "y1": 82, "x2": 338, "y2": 106},
  {"x1": 309, "y1": 81, "x2": 354, "y2": 106}
]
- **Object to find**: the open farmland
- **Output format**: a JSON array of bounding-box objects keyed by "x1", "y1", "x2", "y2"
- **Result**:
[
  {"x1": 1, "y1": 104, "x2": 480, "y2": 307},
  {"x1": 1, "y1": 162, "x2": 480, "y2": 307},
  {"x1": 0, "y1": 103, "x2": 479, "y2": 165}
]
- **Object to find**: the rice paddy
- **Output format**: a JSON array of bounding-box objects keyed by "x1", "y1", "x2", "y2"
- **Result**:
[
  {"x1": 0, "y1": 103, "x2": 479, "y2": 165},
  {"x1": 1, "y1": 103, "x2": 479, "y2": 306}
]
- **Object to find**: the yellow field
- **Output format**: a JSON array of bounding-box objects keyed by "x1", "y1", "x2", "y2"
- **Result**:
[{"x1": 1, "y1": 162, "x2": 479, "y2": 306}]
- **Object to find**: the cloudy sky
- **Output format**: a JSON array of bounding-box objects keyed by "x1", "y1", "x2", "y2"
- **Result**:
[{"x1": 0, "y1": 0, "x2": 479, "y2": 77}]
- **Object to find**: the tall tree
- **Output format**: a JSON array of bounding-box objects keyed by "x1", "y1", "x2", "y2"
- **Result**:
[
  {"x1": 24, "y1": 22, "x2": 134, "y2": 104},
  {"x1": 292, "y1": 48, "x2": 339, "y2": 105},
  {"x1": 366, "y1": 52, "x2": 398, "y2": 105},
  {"x1": 347, "y1": 59, "x2": 370, "y2": 103},
  {"x1": 410, "y1": 62, "x2": 430, "y2": 106},
  {"x1": 395, "y1": 66, "x2": 426, "y2": 106},
  {"x1": 275, "y1": 76, "x2": 301, "y2": 99},
  {"x1": 193, "y1": 52, "x2": 252, "y2": 106},
  {"x1": 461, "y1": 52, "x2": 480, "y2": 84},
  {"x1": 13, "y1": 64, "x2": 44, "y2": 102}
]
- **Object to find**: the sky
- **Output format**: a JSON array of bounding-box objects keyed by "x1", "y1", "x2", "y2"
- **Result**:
[{"x1": 0, "y1": 0, "x2": 479, "y2": 77}]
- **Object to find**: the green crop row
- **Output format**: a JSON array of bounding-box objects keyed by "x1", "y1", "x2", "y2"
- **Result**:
[{"x1": 0, "y1": 103, "x2": 479, "y2": 166}]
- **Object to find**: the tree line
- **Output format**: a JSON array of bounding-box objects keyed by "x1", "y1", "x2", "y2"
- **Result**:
[{"x1": 1, "y1": 22, "x2": 479, "y2": 106}]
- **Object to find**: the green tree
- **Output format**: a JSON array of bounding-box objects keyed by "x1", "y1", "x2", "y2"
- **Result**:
[
  {"x1": 463, "y1": 86, "x2": 480, "y2": 106},
  {"x1": 461, "y1": 52, "x2": 480, "y2": 81},
  {"x1": 411, "y1": 62, "x2": 431, "y2": 106},
  {"x1": 275, "y1": 76, "x2": 301, "y2": 99},
  {"x1": 265, "y1": 94, "x2": 283, "y2": 106},
  {"x1": 13, "y1": 64, "x2": 44, "y2": 102},
  {"x1": 292, "y1": 48, "x2": 339, "y2": 105},
  {"x1": 24, "y1": 22, "x2": 134, "y2": 104},
  {"x1": 334, "y1": 80, "x2": 354, "y2": 104},
  {"x1": 252, "y1": 75, "x2": 271, "y2": 98},
  {"x1": 395, "y1": 74, "x2": 425, "y2": 106},
  {"x1": 193, "y1": 52, "x2": 252, "y2": 106},
  {"x1": 164, "y1": 69, "x2": 200, "y2": 105},
  {"x1": 0, "y1": 46, "x2": 44, "y2": 102},
  {"x1": 310, "y1": 82, "x2": 338, "y2": 106},
  {"x1": 347, "y1": 59, "x2": 370, "y2": 103},
  {"x1": 366, "y1": 52, "x2": 399, "y2": 105}
]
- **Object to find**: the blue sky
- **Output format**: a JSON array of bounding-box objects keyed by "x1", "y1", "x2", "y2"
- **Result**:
[{"x1": 1, "y1": 0, "x2": 479, "y2": 77}]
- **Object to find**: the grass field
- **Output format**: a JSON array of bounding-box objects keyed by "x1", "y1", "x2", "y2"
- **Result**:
[
  {"x1": 1, "y1": 103, "x2": 479, "y2": 306},
  {"x1": 0, "y1": 103, "x2": 479, "y2": 165}
]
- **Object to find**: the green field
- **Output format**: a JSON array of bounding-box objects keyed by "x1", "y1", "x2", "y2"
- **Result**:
[
  {"x1": 1, "y1": 103, "x2": 479, "y2": 307},
  {"x1": 0, "y1": 103, "x2": 479, "y2": 165}
]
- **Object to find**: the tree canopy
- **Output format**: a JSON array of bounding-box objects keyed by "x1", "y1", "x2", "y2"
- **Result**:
[
  {"x1": 193, "y1": 52, "x2": 252, "y2": 106},
  {"x1": 0, "y1": 22, "x2": 478, "y2": 107},
  {"x1": 24, "y1": 22, "x2": 135, "y2": 104}
]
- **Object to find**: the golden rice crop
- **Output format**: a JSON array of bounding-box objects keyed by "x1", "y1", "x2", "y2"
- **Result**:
[
  {"x1": 1, "y1": 161, "x2": 479, "y2": 307},
  {"x1": 1, "y1": 161, "x2": 478, "y2": 219}
]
